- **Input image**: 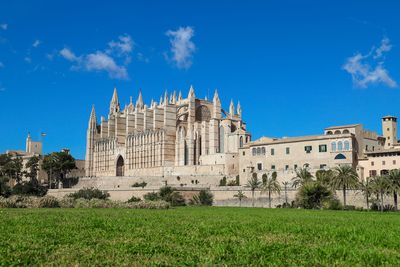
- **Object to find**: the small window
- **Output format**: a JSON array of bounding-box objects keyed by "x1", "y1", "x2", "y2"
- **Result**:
[
  {"x1": 319, "y1": 145, "x2": 327, "y2": 152},
  {"x1": 286, "y1": 147, "x2": 290, "y2": 154},
  {"x1": 294, "y1": 164, "x2": 298, "y2": 169},
  {"x1": 320, "y1": 164, "x2": 327, "y2": 169},
  {"x1": 369, "y1": 170, "x2": 377, "y2": 177},
  {"x1": 261, "y1": 147, "x2": 266, "y2": 155},
  {"x1": 305, "y1": 146, "x2": 312, "y2": 153},
  {"x1": 331, "y1": 142, "x2": 336, "y2": 152},
  {"x1": 285, "y1": 165, "x2": 289, "y2": 171},
  {"x1": 271, "y1": 148, "x2": 275, "y2": 156},
  {"x1": 393, "y1": 160, "x2": 396, "y2": 165},
  {"x1": 271, "y1": 165, "x2": 276, "y2": 170},
  {"x1": 371, "y1": 161, "x2": 374, "y2": 166},
  {"x1": 243, "y1": 169, "x2": 245, "y2": 173},
  {"x1": 382, "y1": 161, "x2": 386, "y2": 166},
  {"x1": 257, "y1": 163, "x2": 262, "y2": 171},
  {"x1": 252, "y1": 148, "x2": 256, "y2": 156},
  {"x1": 337, "y1": 141, "x2": 343, "y2": 151},
  {"x1": 242, "y1": 151, "x2": 245, "y2": 156},
  {"x1": 256, "y1": 147, "x2": 261, "y2": 155}
]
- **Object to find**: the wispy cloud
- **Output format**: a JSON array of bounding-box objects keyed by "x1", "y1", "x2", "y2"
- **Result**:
[
  {"x1": 24, "y1": 57, "x2": 32, "y2": 63},
  {"x1": 32, "y1": 39, "x2": 41, "y2": 48},
  {"x1": 165, "y1": 26, "x2": 196, "y2": 69},
  {"x1": 0, "y1": 24, "x2": 7, "y2": 30},
  {"x1": 107, "y1": 34, "x2": 134, "y2": 56},
  {"x1": 343, "y1": 37, "x2": 397, "y2": 88},
  {"x1": 60, "y1": 47, "x2": 129, "y2": 79}
]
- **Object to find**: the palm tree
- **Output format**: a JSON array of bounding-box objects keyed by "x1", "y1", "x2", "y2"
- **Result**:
[
  {"x1": 233, "y1": 190, "x2": 247, "y2": 207},
  {"x1": 370, "y1": 175, "x2": 391, "y2": 212},
  {"x1": 291, "y1": 167, "x2": 313, "y2": 188},
  {"x1": 360, "y1": 177, "x2": 373, "y2": 210},
  {"x1": 282, "y1": 181, "x2": 290, "y2": 205},
  {"x1": 261, "y1": 173, "x2": 281, "y2": 208},
  {"x1": 247, "y1": 173, "x2": 261, "y2": 207},
  {"x1": 387, "y1": 169, "x2": 400, "y2": 211},
  {"x1": 315, "y1": 169, "x2": 333, "y2": 189},
  {"x1": 331, "y1": 165, "x2": 359, "y2": 207}
]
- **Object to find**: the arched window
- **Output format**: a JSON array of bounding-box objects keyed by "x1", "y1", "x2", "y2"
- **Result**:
[
  {"x1": 326, "y1": 131, "x2": 333, "y2": 135},
  {"x1": 331, "y1": 142, "x2": 336, "y2": 152},
  {"x1": 239, "y1": 136, "x2": 243, "y2": 148},
  {"x1": 219, "y1": 126, "x2": 225, "y2": 153},
  {"x1": 256, "y1": 147, "x2": 261, "y2": 155},
  {"x1": 337, "y1": 141, "x2": 343, "y2": 151},
  {"x1": 334, "y1": 130, "x2": 341, "y2": 135},
  {"x1": 343, "y1": 129, "x2": 350, "y2": 134},
  {"x1": 252, "y1": 148, "x2": 256, "y2": 156},
  {"x1": 334, "y1": 153, "x2": 346, "y2": 160},
  {"x1": 303, "y1": 163, "x2": 310, "y2": 168},
  {"x1": 344, "y1": 140, "x2": 350, "y2": 150},
  {"x1": 261, "y1": 147, "x2": 266, "y2": 155}
]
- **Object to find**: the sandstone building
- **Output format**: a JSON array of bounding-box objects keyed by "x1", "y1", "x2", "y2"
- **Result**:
[
  {"x1": 239, "y1": 116, "x2": 399, "y2": 184},
  {"x1": 85, "y1": 86, "x2": 251, "y2": 185}
]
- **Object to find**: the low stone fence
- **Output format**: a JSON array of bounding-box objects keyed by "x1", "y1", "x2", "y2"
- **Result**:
[{"x1": 48, "y1": 186, "x2": 396, "y2": 208}]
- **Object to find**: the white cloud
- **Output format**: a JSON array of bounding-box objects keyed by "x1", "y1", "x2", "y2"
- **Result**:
[
  {"x1": 107, "y1": 34, "x2": 134, "y2": 55},
  {"x1": 0, "y1": 24, "x2": 7, "y2": 30},
  {"x1": 24, "y1": 57, "x2": 32, "y2": 63},
  {"x1": 165, "y1": 26, "x2": 196, "y2": 69},
  {"x1": 60, "y1": 47, "x2": 128, "y2": 79},
  {"x1": 60, "y1": 48, "x2": 80, "y2": 62},
  {"x1": 32, "y1": 39, "x2": 41, "y2": 48},
  {"x1": 343, "y1": 37, "x2": 397, "y2": 88}
]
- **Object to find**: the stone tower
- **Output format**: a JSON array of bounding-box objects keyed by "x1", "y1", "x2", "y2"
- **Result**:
[
  {"x1": 382, "y1": 115, "x2": 398, "y2": 148},
  {"x1": 85, "y1": 105, "x2": 97, "y2": 176}
]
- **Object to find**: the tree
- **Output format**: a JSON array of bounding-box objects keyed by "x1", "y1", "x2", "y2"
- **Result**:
[
  {"x1": 330, "y1": 165, "x2": 359, "y2": 207},
  {"x1": 360, "y1": 177, "x2": 373, "y2": 210},
  {"x1": 282, "y1": 181, "x2": 290, "y2": 205},
  {"x1": 315, "y1": 169, "x2": 333, "y2": 189},
  {"x1": 291, "y1": 167, "x2": 313, "y2": 188},
  {"x1": 261, "y1": 173, "x2": 281, "y2": 208},
  {"x1": 295, "y1": 182, "x2": 332, "y2": 209},
  {"x1": 233, "y1": 190, "x2": 247, "y2": 207},
  {"x1": 0, "y1": 176, "x2": 11, "y2": 197},
  {"x1": 0, "y1": 154, "x2": 23, "y2": 185},
  {"x1": 370, "y1": 175, "x2": 391, "y2": 212},
  {"x1": 246, "y1": 173, "x2": 261, "y2": 207},
  {"x1": 42, "y1": 152, "x2": 76, "y2": 188},
  {"x1": 387, "y1": 169, "x2": 400, "y2": 211},
  {"x1": 24, "y1": 155, "x2": 41, "y2": 185}
]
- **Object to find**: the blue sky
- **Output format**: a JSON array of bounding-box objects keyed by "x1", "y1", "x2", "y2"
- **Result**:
[{"x1": 0, "y1": 0, "x2": 399, "y2": 159}]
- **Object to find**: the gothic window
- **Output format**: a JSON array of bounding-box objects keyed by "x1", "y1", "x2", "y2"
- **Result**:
[
  {"x1": 344, "y1": 140, "x2": 350, "y2": 150},
  {"x1": 252, "y1": 148, "x2": 256, "y2": 156},
  {"x1": 261, "y1": 147, "x2": 266, "y2": 155},
  {"x1": 331, "y1": 142, "x2": 336, "y2": 152},
  {"x1": 239, "y1": 136, "x2": 243, "y2": 148},
  {"x1": 256, "y1": 147, "x2": 261, "y2": 155},
  {"x1": 334, "y1": 130, "x2": 341, "y2": 134},
  {"x1": 337, "y1": 141, "x2": 343, "y2": 151},
  {"x1": 219, "y1": 126, "x2": 225, "y2": 153},
  {"x1": 195, "y1": 105, "x2": 211, "y2": 122}
]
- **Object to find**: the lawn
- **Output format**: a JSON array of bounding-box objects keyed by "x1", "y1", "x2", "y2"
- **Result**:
[{"x1": 0, "y1": 207, "x2": 399, "y2": 266}]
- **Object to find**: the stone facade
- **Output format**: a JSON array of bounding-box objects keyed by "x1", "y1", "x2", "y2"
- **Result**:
[{"x1": 85, "y1": 86, "x2": 251, "y2": 185}]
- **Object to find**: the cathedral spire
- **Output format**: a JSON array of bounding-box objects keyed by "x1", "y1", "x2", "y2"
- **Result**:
[
  {"x1": 89, "y1": 105, "x2": 97, "y2": 129},
  {"x1": 188, "y1": 85, "x2": 195, "y2": 99},
  {"x1": 109, "y1": 87, "x2": 120, "y2": 114},
  {"x1": 136, "y1": 89, "x2": 144, "y2": 109},
  {"x1": 213, "y1": 89, "x2": 220, "y2": 104},
  {"x1": 229, "y1": 99, "x2": 235, "y2": 117},
  {"x1": 237, "y1": 101, "x2": 242, "y2": 118},
  {"x1": 164, "y1": 90, "x2": 168, "y2": 106},
  {"x1": 178, "y1": 90, "x2": 182, "y2": 102}
]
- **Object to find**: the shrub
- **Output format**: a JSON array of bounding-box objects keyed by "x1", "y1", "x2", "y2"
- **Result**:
[
  {"x1": 132, "y1": 182, "x2": 147, "y2": 188},
  {"x1": 38, "y1": 196, "x2": 60, "y2": 208},
  {"x1": 227, "y1": 180, "x2": 238, "y2": 186},
  {"x1": 125, "y1": 200, "x2": 170, "y2": 209},
  {"x1": 344, "y1": 205, "x2": 356, "y2": 211},
  {"x1": 68, "y1": 187, "x2": 110, "y2": 200},
  {"x1": 219, "y1": 177, "x2": 227, "y2": 186},
  {"x1": 0, "y1": 176, "x2": 11, "y2": 197},
  {"x1": 143, "y1": 192, "x2": 160, "y2": 201},
  {"x1": 59, "y1": 197, "x2": 76, "y2": 208},
  {"x1": 191, "y1": 190, "x2": 213, "y2": 206},
  {"x1": 295, "y1": 182, "x2": 332, "y2": 209},
  {"x1": 0, "y1": 195, "x2": 35, "y2": 208},
  {"x1": 323, "y1": 198, "x2": 342, "y2": 210},
  {"x1": 158, "y1": 186, "x2": 185, "y2": 206},
  {"x1": 127, "y1": 196, "x2": 141, "y2": 203},
  {"x1": 11, "y1": 181, "x2": 47, "y2": 197}
]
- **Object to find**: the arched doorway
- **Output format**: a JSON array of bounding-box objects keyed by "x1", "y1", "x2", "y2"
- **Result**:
[{"x1": 116, "y1": 156, "x2": 124, "y2": 176}]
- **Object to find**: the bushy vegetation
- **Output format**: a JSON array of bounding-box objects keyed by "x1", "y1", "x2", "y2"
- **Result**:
[
  {"x1": 127, "y1": 196, "x2": 141, "y2": 202},
  {"x1": 131, "y1": 181, "x2": 147, "y2": 188},
  {"x1": 68, "y1": 187, "x2": 110, "y2": 200},
  {"x1": 1, "y1": 208, "x2": 400, "y2": 266},
  {"x1": 143, "y1": 186, "x2": 186, "y2": 206},
  {"x1": 190, "y1": 189, "x2": 213, "y2": 206}
]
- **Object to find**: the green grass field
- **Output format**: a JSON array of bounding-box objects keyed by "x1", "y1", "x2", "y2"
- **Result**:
[{"x1": 0, "y1": 207, "x2": 399, "y2": 266}]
